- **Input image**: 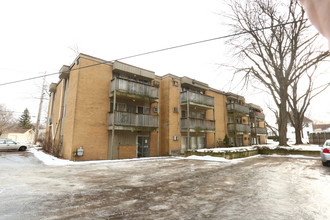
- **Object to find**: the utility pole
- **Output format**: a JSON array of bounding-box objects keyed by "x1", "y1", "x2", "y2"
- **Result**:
[{"x1": 34, "y1": 73, "x2": 46, "y2": 145}]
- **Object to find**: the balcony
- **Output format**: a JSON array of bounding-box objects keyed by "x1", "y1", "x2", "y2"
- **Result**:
[
  {"x1": 228, "y1": 124, "x2": 251, "y2": 133},
  {"x1": 227, "y1": 103, "x2": 249, "y2": 114},
  {"x1": 249, "y1": 112, "x2": 265, "y2": 120},
  {"x1": 181, "y1": 118, "x2": 215, "y2": 132},
  {"x1": 110, "y1": 78, "x2": 158, "y2": 100},
  {"x1": 180, "y1": 91, "x2": 214, "y2": 108},
  {"x1": 251, "y1": 127, "x2": 267, "y2": 135},
  {"x1": 108, "y1": 112, "x2": 158, "y2": 131}
]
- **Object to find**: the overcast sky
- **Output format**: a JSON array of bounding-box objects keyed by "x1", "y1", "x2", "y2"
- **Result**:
[{"x1": 0, "y1": 0, "x2": 329, "y2": 124}]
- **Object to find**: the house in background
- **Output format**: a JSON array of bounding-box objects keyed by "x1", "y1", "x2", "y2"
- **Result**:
[
  {"x1": 308, "y1": 123, "x2": 330, "y2": 145},
  {"x1": 313, "y1": 124, "x2": 330, "y2": 132},
  {"x1": 45, "y1": 53, "x2": 267, "y2": 161},
  {"x1": 287, "y1": 116, "x2": 313, "y2": 143},
  {"x1": 0, "y1": 129, "x2": 35, "y2": 144}
]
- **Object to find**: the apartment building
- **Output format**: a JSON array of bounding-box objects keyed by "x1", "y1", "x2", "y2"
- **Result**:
[
  {"x1": 159, "y1": 75, "x2": 227, "y2": 155},
  {"x1": 226, "y1": 93, "x2": 267, "y2": 146},
  {"x1": 249, "y1": 103, "x2": 267, "y2": 145},
  {"x1": 45, "y1": 53, "x2": 267, "y2": 161}
]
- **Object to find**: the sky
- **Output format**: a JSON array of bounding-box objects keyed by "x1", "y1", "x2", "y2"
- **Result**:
[{"x1": 0, "y1": 0, "x2": 330, "y2": 125}]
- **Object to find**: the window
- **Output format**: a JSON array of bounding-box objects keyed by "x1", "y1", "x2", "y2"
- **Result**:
[
  {"x1": 191, "y1": 111, "x2": 197, "y2": 118},
  {"x1": 144, "y1": 107, "x2": 150, "y2": 114},
  {"x1": 173, "y1": 81, "x2": 179, "y2": 86},
  {"x1": 127, "y1": 105, "x2": 136, "y2": 113},
  {"x1": 181, "y1": 110, "x2": 187, "y2": 118},
  {"x1": 153, "y1": 107, "x2": 158, "y2": 113},
  {"x1": 153, "y1": 81, "x2": 160, "y2": 87},
  {"x1": 138, "y1": 78, "x2": 151, "y2": 85},
  {"x1": 117, "y1": 103, "x2": 126, "y2": 112},
  {"x1": 110, "y1": 103, "x2": 114, "y2": 112},
  {"x1": 181, "y1": 87, "x2": 188, "y2": 92},
  {"x1": 174, "y1": 107, "x2": 178, "y2": 113},
  {"x1": 137, "y1": 106, "x2": 144, "y2": 114}
]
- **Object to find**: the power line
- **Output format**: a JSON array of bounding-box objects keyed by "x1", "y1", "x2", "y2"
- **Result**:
[{"x1": 0, "y1": 19, "x2": 306, "y2": 87}]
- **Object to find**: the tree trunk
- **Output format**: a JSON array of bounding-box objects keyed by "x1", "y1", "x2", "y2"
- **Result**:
[
  {"x1": 278, "y1": 89, "x2": 288, "y2": 146},
  {"x1": 294, "y1": 115, "x2": 304, "y2": 144},
  {"x1": 295, "y1": 125, "x2": 303, "y2": 144},
  {"x1": 278, "y1": 107, "x2": 288, "y2": 146}
]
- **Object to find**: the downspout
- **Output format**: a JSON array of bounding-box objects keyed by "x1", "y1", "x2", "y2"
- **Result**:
[
  {"x1": 186, "y1": 91, "x2": 190, "y2": 152},
  {"x1": 110, "y1": 82, "x2": 117, "y2": 160},
  {"x1": 213, "y1": 106, "x2": 216, "y2": 147},
  {"x1": 156, "y1": 86, "x2": 160, "y2": 156}
]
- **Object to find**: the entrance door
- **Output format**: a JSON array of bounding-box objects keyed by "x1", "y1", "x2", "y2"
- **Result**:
[{"x1": 137, "y1": 136, "x2": 150, "y2": 157}]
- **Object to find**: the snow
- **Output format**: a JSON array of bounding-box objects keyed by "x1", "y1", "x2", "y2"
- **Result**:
[
  {"x1": 195, "y1": 141, "x2": 321, "y2": 154},
  {"x1": 265, "y1": 154, "x2": 320, "y2": 159},
  {"x1": 184, "y1": 155, "x2": 261, "y2": 162},
  {"x1": 259, "y1": 140, "x2": 321, "y2": 152},
  {"x1": 29, "y1": 139, "x2": 322, "y2": 166},
  {"x1": 185, "y1": 155, "x2": 230, "y2": 162},
  {"x1": 28, "y1": 148, "x2": 181, "y2": 166},
  {"x1": 196, "y1": 146, "x2": 257, "y2": 153}
]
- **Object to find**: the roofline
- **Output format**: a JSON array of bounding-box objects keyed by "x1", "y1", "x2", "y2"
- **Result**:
[
  {"x1": 208, "y1": 88, "x2": 227, "y2": 95},
  {"x1": 70, "y1": 53, "x2": 113, "y2": 69},
  {"x1": 113, "y1": 60, "x2": 155, "y2": 74},
  {"x1": 159, "y1": 73, "x2": 182, "y2": 80}
]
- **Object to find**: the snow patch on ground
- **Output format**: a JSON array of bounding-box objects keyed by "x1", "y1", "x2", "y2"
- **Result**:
[
  {"x1": 29, "y1": 148, "x2": 180, "y2": 166},
  {"x1": 196, "y1": 146, "x2": 258, "y2": 153},
  {"x1": 196, "y1": 140, "x2": 321, "y2": 154},
  {"x1": 184, "y1": 155, "x2": 261, "y2": 162},
  {"x1": 29, "y1": 140, "x2": 322, "y2": 166},
  {"x1": 259, "y1": 140, "x2": 321, "y2": 152},
  {"x1": 264, "y1": 154, "x2": 320, "y2": 159}
]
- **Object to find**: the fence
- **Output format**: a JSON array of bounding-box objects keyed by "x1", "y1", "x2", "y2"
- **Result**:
[{"x1": 308, "y1": 132, "x2": 330, "y2": 145}]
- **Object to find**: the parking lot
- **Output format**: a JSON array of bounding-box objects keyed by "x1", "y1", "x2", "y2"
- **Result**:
[{"x1": 1, "y1": 150, "x2": 330, "y2": 220}]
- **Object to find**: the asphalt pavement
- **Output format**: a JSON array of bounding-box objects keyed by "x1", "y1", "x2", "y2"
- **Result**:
[{"x1": 0, "y1": 151, "x2": 330, "y2": 220}]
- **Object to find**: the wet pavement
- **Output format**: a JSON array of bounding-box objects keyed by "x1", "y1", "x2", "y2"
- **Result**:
[{"x1": 1, "y1": 151, "x2": 330, "y2": 220}]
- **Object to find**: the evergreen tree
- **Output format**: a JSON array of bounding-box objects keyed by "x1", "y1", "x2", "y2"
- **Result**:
[{"x1": 18, "y1": 108, "x2": 33, "y2": 129}]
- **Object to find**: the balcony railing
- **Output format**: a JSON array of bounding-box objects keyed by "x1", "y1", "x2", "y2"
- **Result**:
[
  {"x1": 251, "y1": 127, "x2": 267, "y2": 134},
  {"x1": 110, "y1": 78, "x2": 158, "y2": 99},
  {"x1": 181, "y1": 118, "x2": 215, "y2": 131},
  {"x1": 228, "y1": 124, "x2": 251, "y2": 133},
  {"x1": 227, "y1": 103, "x2": 250, "y2": 114},
  {"x1": 249, "y1": 112, "x2": 265, "y2": 120},
  {"x1": 108, "y1": 112, "x2": 158, "y2": 128},
  {"x1": 180, "y1": 91, "x2": 214, "y2": 107}
]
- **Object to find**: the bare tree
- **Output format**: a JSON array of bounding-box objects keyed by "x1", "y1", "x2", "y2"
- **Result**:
[
  {"x1": 226, "y1": 0, "x2": 329, "y2": 145},
  {"x1": 0, "y1": 104, "x2": 15, "y2": 136},
  {"x1": 265, "y1": 121, "x2": 278, "y2": 136},
  {"x1": 288, "y1": 73, "x2": 330, "y2": 144}
]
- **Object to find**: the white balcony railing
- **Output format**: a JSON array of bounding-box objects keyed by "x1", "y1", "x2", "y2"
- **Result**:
[
  {"x1": 227, "y1": 103, "x2": 250, "y2": 114},
  {"x1": 110, "y1": 78, "x2": 158, "y2": 99},
  {"x1": 228, "y1": 124, "x2": 251, "y2": 133},
  {"x1": 180, "y1": 91, "x2": 214, "y2": 107},
  {"x1": 109, "y1": 112, "x2": 158, "y2": 128},
  {"x1": 181, "y1": 118, "x2": 215, "y2": 131},
  {"x1": 249, "y1": 112, "x2": 265, "y2": 120},
  {"x1": 251, "y1": 127, "x2": 267, "y2": 134}
]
